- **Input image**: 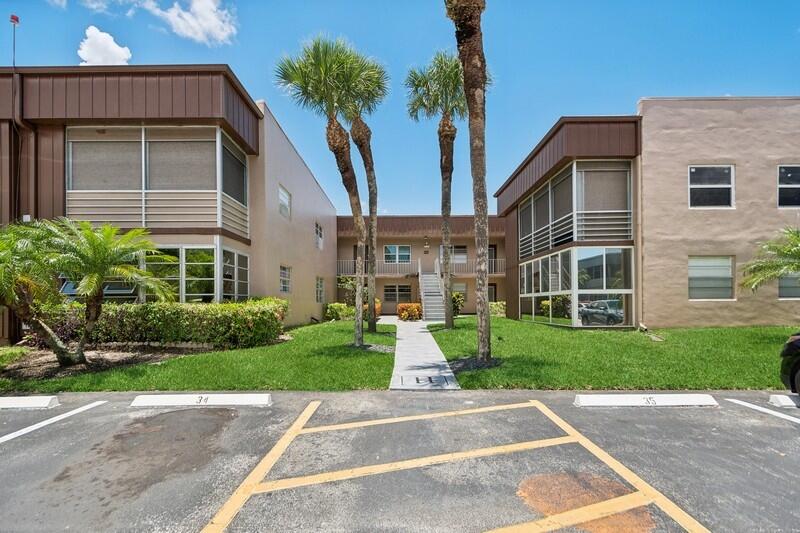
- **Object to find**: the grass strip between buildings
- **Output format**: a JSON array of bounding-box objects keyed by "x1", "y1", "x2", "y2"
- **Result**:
[{"x1": 429, "y1": 316, "x2": 788, "y2": 390}]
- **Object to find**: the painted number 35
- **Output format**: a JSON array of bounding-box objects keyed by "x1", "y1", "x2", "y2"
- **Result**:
[{"x1": 643, "y1": 396, "x2": 657, "y2": 405}]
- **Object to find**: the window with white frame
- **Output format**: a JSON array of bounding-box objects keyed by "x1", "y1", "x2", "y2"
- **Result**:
[
  {"x1": 146, "y1": 127, "x2": 216, "y2": 191},
  {"x1": 222, "y1": 250, "x2": 249, "y2": 301},
  {"x1": 384, "y1": 245, "x2": 411, "y2": 264},
  {"x1": 440, "y1": 245, "x2": 467, "y2": 264},
  {"x1": 778, "y1": 166, "x2": 800, "y2": 207},
  {"x1": 278, "y1": 185, "x2": 291, "y2": 218},
  {"x1": 688, "y1": 256, "x2": 734, "y2": 300},
  {"x1": 384, "y1": 284, "x2": 412, "y2": 303},
  {"x1": 315, "y1": 276, "x2": 325, "y2": 303},
  {"x1": 779, "y1": 275, "x2": 800, "y2": 299},
  {"x1": 315, "y1": 222, "x2": 324, "y2": 250},
  {"x1": 280, "y1": 265, "x2": 291, "y2": 293},
  {"x1": 144, "y1": 247, "x2": 180, "y2": 301},
  {"x1": 184, "y1": 248, "x2": 216, "y2": 303},
  {"x1": 67, "y1": 128, "x2": 142, "y2": 190},
  {"x1": 222, "y1": 136, "x2": 247, "y2": 205},
  {"x1": 689, "y1": 166, "x2": 734, "y2": 208}
]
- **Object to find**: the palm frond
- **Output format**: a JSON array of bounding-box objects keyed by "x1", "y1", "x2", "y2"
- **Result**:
[{"x1": 741, "y1": 226, "x2": 800, "y2": 291}]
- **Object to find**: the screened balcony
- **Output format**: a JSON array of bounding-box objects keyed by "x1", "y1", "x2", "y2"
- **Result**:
[{"x1": 518, "y1": 161, "x2": 632, "y2": 258}]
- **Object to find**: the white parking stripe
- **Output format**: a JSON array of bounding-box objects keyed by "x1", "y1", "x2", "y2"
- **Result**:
[
  {"x1": 725, "y1": 399, "x2": 800, "y2": 425},
  {"x1": 0, "y1": 401, "x2": 107, "y2": 445}
]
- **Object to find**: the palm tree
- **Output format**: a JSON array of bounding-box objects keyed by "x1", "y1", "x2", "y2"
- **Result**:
[
  {"x1": 405, "y1": 51, "x2": 467, "y2": 330},
  {"x1": 445, "y1": 0, "x2": 491, "y2": 361},
  {"x1": 276, "y1": 37, "x2": 369, "y2": 346},
  {"x1": 340, "y1": 49, "x2": 389, "y2": 334},
  {"x1": 741, "y1": 227, "x2": 800, "y2": 292},
  {"x1": 39, "y1": 219, "x2": 174, "y2": 364},
  {"x1": 0, "y1": 222, "x2": 70, "y2": 363}
]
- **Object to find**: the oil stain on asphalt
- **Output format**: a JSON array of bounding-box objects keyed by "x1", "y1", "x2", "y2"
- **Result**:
[
  {"x1": 43, "y1": 408, "x2": 237, "y2": 521},
  {"x1": 517, "y1": 472, "x2": 655, "y2": 533}
]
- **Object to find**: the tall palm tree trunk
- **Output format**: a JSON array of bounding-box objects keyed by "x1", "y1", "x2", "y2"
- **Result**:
[
  {"x1": 447, "y1": 0, "x2": 491, "y2": 361},
  {"x1": 350, "y1": 116, "x2": 378, "y2": 333},
  {"x1": 439, "y1": 114, "x2": 456, "y2": 329},
  {"x1": 327, "y1": 116, "x2": 366, "y2": 346}
]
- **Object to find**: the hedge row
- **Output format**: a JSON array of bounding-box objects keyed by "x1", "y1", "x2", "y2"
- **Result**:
[{"x1": 33, "y1": 298, "x2": 289, "y2": 349}]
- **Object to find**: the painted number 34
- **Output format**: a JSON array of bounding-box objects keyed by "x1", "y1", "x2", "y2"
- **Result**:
[{"x1": 196, "y1": 395, "x2": 210, "y2": 404}]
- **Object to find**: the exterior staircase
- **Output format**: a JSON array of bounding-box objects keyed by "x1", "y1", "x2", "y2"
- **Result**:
[{"x1": 420, "y1": 273, "x2": 446, "y2": 321}]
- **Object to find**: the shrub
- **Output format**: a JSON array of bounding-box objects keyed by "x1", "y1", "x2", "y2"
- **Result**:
[
  {"x1": 363, "y1": 298, "x2": 382, "y2": 317},
  {"x1": 31, "y1": 298, "x2": 288, "y2": 349},
  {"x1": 452, "y1": 292, "x2": 465, "y2": 316},
  {"x1": 325, "y1": 302, "x2": 356, "y2": 321},
  {"x1": 490, "y1": 301, "x2": 506, "y2": 317},
  {"x1": 397, "y1": 303, "x2": 423, "y2": 321}
]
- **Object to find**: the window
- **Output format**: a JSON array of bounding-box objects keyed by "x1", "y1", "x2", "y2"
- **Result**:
[
  {"x1": 222, "y1": 141, "x2": 247, "y2": 205},
  {"x1": 184, "y1": 248, "x2": 215, "y2": 303},
  {"x1": 488, "y1": 284, "x2": 497, "y2": 302},
  {"x1": 67, "y1": 128, "x2": 142, "y2": 190},
  {"x1": 316, "y1": 277, "x2": 325, "y2": 303},
  {"x1": 452, "y1": 282, "x2": 467, "y2": 302},
  {"x1": 146, "y1": 127, "x2": 216, "y2": 191},
  {"x1": 145, "y1": 247, "x2": 180, "y2": 301},
  {"x1": 280, "y1": 266, "x2": 291, "y2": 293},
  {"x1": 440, "y1": 245, "x2": 467, "y2": 264},
  {"x1": 384, "y1": 284, "x2": 412, "y2": 303},
  {"x1": 279, "y1": 185, "x2": 291, "y2": 218},
  {"x1": 223, "y1": 250, "x2": 249, "y2": 301},
  {"x1": 779, "y1": 275, "x2": 800, "y2": 299},
  {"x1": 384, "y1": 245, "x2": 411, "y2": 263},
  {"x1": 315, "y1": 222, "x2": 324, "y2": 250},
  {"x1": 689, "y1": 166, "x2": 734, "y2": 208},
  {"x1": 778, "y1": 166, "x2": 800, "y2": 207},
  {"x1": 688, "y1": 256, "x2": 734, "y2": 300}
]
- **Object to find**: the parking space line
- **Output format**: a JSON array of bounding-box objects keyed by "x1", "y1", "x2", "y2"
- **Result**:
[
  {"x1": 488, "y1": 490, "x2": 653, "y2": 532},
  {"x1": 299, "y1": 401, "x2": 537, "y2": 434},
  {"x1": 725, "y1": 398, "x2": 800, "y2": 425},
  {"x1": 252, "y1": 435, "x2": 578, "y2": 494},
  {"x1": 0, "y1": 400, "x2": 107, "y2": 445},
  {"x1": 531, "y1": 400, "x2": 710, "y2": 533},
  {"x1": 202, "y1": 400, "x2": 321, "y2": 533}
]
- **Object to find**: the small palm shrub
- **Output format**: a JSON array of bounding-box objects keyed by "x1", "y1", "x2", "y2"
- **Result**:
[
  {"x1": 398, "y1": 303, "x2": 423, "y2": 321},
  {"x1": 452, "y1": 292, "x2": 465, "y2": 316}
]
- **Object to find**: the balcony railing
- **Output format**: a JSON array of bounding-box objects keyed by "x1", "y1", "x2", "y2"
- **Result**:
[
  {"x1": 520, "y1": 210, "x2": 632, "y2": 259},
  {"x1": 442, "y1": 258, "x2": 507, "y2": 276},
  {"x1": 336, "y1": 260, "x2": 417, "y2": 276}
]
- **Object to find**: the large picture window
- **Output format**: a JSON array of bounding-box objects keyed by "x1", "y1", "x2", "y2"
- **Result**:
[
  {"x1": 67, "y1": 128, "x2": 142, "y2": 190},
  {"x1": 778, "y1": 166, "x2": 800, "y2": 207},
  {"x1": 146, "y1": 128, "x2": 216, "y2": 190},
  {"x1": 145, "y1": 247, "x2": 215, "y2": 303},
  {"x1": 688, "y1": 256, "x2": 734, "y2": 300},
  {"x1": 689, "y1": 165, "x2": 734, "y2": 208}
]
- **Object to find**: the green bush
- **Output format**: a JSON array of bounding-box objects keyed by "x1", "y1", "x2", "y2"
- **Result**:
[
  {"x1": 452, "y1": 291, "x2": 465, "y2": 316},
  {"x1": 324, "y1": 302, "x2": 355, "y2": 321},
  {"x1": 33, "y1": 298, "x2": 288, "y2": 349},
  {"x1": 490, "y1": 301, "x2": 506, "y2": 317}
]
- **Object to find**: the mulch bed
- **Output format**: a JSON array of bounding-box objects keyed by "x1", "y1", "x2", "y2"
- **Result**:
[{"x1": 448, "y1": 356, "x2": 502, "y2": 374}]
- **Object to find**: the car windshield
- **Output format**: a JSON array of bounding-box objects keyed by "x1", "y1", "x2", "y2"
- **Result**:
[{"x1": 606, "y1": 300, "x2": 621, "y2": 310}]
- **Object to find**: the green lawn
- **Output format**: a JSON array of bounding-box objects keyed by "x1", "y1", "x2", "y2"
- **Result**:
[
  {"x1": 429, "y1": 317, "x2": 789, "y2": 390},
  {"x1": 0, "y1": 321, "x2": 395, "y2": 393},
  {"x1": 0, "y1": 346, "x2": 28, "y2": 371}
]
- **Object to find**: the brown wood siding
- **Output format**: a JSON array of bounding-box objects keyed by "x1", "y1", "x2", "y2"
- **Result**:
[
  {"x1": 0, "y1": 121, "x2": 12, "y2": 224},
  {"x1": 495, "y1": 117, "x2": 641, "y2": 215},
  {"x1": 2, "y1": 66, "x2": 260, "y2": 154},
  {"x1": 504, "y1": 209, "x2": 519, "y2": 319},
  {"x1": 37, "y1": 125, "x2": 65, "y2": 219}
]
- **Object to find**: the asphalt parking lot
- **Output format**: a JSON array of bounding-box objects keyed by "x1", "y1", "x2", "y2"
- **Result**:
[{"x1": 0, "y1": 390, "x2": 798, "y2": 532}]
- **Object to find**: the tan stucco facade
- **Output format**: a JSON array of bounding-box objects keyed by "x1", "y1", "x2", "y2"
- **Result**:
[
  {"x1": 637, "y1": 97, "x2": 800, "y2": 327},
  {"x1": 248, "y1": 102, "x2": 337, "y2": 325},
  {"x1": 336, "y1": 235, "x2": 506, "y2": 315}
]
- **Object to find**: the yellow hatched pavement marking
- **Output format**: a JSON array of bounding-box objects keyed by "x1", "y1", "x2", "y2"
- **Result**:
[
  {"x1": 488, "y1": 491, "x2": 653, "y2": 532},
  {"x1": 253, "y1": 435, "x2": 578, "y2": 494},
  {"x1": 529, "y1": 400, "x2": 711, "y2": 533},
  {"x1": 299, "y1": 401, "x2": 538, "y2": 434},
  {"x1": 202, "y1": 401, "x2": 321, "y2": 533}
]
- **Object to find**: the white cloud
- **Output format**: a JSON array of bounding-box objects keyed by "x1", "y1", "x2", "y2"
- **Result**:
[
  {"x1": 80, "y1": 0, "x2": 111, "y2": 11},
  {"x1": 139, "y1": 0, "x2": 237, "y2": 46},
  {"x1": 77, "y1": 25, "x2": 132, "y2": 65},
  {"x1": 46, "y1": 0, "x2": 68, "y2": 8}
]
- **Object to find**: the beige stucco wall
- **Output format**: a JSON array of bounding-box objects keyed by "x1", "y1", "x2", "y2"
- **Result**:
[
  {"x1": 248, "y1": 101, "x2": 337, "y2": 325},
  {"x1": 638, "y1": 97, "x2": 800, "y2": 327},
  {"x1": 336, "y1": 235, "x2": 506, "y2": 314}
]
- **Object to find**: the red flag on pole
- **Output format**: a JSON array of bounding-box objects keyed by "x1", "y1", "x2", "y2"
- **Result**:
[{"x1": 10, "y1": 14, "x2": 19, "y2": 25}]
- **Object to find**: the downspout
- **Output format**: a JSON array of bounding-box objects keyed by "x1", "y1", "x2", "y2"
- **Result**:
[{"x1": 11, "y1": 71, "x2": 34, "y2": 222}]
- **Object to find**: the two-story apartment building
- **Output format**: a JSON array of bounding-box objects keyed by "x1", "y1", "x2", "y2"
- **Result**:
[
  {"x1": 336, "y1": 216, "x2": 506, "y2": 317},
  {"x1": 0, "y1": 65, "x2": 337, "y2": 343},
  {"x1": 498, "y1": 97, "x2": 800, "y2": 328}
]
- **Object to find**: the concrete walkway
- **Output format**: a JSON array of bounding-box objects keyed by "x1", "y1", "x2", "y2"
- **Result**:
[{"x1": 383, "y1": 316, "x2": 460, "y2": 390}]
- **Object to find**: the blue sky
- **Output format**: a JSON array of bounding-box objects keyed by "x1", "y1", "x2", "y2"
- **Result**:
[{"x1": 3, "y1": 1, "x2": 800, "y2": 215}]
